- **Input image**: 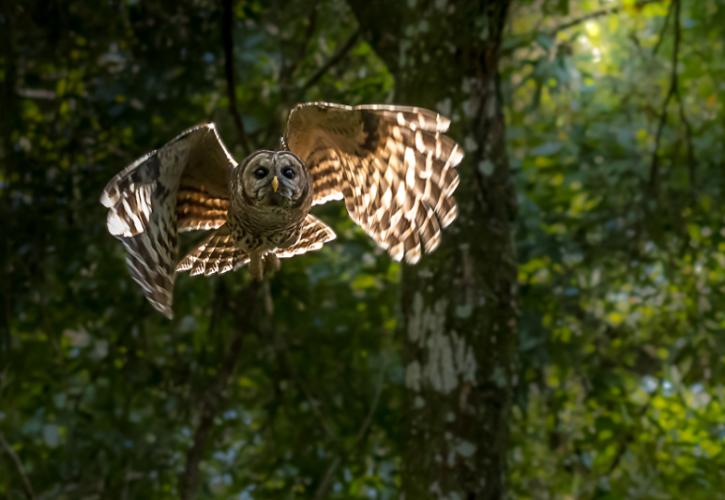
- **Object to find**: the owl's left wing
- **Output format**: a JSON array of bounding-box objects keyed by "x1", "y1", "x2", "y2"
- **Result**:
[
  {"x1": 100, "y1": 123, "x2": 236, "y2": 318},
  {"x1": 285, "y1": 103, "x2": 463, "y2": 264}
]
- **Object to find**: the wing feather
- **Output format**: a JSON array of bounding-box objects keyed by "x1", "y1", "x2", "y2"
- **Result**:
[
  {"x1": 101, "y1": 123, "x2": 236, "y2": 317},
  {"x1": 285, "y1": 102, "x2": 463, "y2": 264}
]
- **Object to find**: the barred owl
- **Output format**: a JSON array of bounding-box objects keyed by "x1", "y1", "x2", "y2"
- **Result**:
[{"x1": 101, "y1": 102, "x2": 464, "y2": 318}]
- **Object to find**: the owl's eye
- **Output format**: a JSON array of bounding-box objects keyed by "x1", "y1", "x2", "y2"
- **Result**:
[
  {"x1": 282, "y1": 167, "x2": 296, "y2": 179},
  {"x1": 253, "y1": 167, "x2": 268, "y2": 179}
]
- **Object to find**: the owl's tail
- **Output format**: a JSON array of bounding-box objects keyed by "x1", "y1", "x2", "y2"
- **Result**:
[
  {"x1": 274, "y1": 215, "x2": 336, "y2": 260},
  {"x1": 177, "y1": 215, "x2": 336, "y2": 278},
  {"x1": 176, "y1": 225, "x2": 249, "y2": 277}
]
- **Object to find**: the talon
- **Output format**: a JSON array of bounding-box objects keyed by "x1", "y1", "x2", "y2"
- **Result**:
[
  {"x1": 264, "y1": 253, "x2": 280, "y2": 275},
  {"x1": 249, "y1": 252, "x2": 264, "y2": 281}
]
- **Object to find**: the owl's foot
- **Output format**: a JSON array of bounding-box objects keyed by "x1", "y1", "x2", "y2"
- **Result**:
[
  {"x1": 249, "y1": 252, "x2": 280, "y2": 281},
  {"x1": 264, "y1": 253, "x2": 281, "y2": 275},
  {"x1": 249, "y1": 252, "x2": 264, "y2": 281}
]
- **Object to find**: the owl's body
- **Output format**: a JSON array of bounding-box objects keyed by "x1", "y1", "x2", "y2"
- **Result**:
[
  {"x1": 102, "y1": 102, "x2": 463, "y2": 318},
  {"x1": 223, "y1": 150, "x2": 314, "y2": 280}
]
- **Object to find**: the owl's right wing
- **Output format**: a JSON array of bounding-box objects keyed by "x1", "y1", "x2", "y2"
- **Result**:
[
  {"x1": 100, "y1": 123, "x2": 237, "y2": 318},
  {"x1": 285, "y1": 103, "x2": 463, "y2": 265}
]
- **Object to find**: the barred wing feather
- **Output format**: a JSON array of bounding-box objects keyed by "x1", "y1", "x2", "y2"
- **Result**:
[
  {"x1": 285, "y1": 102, "x2": 463, "y2": 265},
  {"x1": 100, "y1": 123, "x2": 236, "y2": 317}
]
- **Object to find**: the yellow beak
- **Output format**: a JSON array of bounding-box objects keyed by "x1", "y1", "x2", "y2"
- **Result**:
[{"x1": 272, "y1": 176, "x2": 279, "y2": 193}]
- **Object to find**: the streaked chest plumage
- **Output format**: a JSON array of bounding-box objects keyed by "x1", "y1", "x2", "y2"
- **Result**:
[{"x1": 226, "y1": 201, "x2": 305, "y2": 254}]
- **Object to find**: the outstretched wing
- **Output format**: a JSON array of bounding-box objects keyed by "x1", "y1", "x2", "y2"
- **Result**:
[
  {"x1": 100, "y1": 123, "x2": 237, "y2": 318},
  {"x1": 285, "y1": 102, "x2": 463, "y2": 265}
]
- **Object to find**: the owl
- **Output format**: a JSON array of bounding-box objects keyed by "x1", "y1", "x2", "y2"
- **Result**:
[{"x1": 101, "y1": 102, "x2": 464, "y2": 318}]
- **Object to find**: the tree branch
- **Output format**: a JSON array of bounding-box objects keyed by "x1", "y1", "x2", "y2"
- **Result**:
[
  {"x1": 648, "y1": 88, "x2": 674, "y2": 196},
  {"x1": 280, "y1": 10, "x2": 318, "y2": 89},
  {"x1": 0, "y1": 431, "x2": 36, "y2": 500},
  {"x1": 553, "y1": 0, "x2": 661, "y2": 35},
  {"x1": 222, "y1": 0, "x2": 252, "y2": 155},
  {"x1": 677, "y1": 91, "x2": 696, "y2": 192},
  {"x1": 178, "y1": 282, "x2": 259, "y2": 500},
  {"x1": 301, "y1": 29, "x2": 360, "y2": 91},
  {"x1": 313, "y1": 366, "x2": 385, "y2": 500},
  {"x1": 652, "y1": 0, "x2": 674, "y2": 56},
  {"x1": 249, "y1": 15, "x2": 354, "y2": 150},
  {"x1": 0, "y1": 0, "x2": 18, "y2": 356},
  {"x1": 649, "y1": 0, "x2": 681, "y2": 195},
  {"x1": 504, "y1": 0, "x2": 665, "y2": 55},
  {"x1": 271, "y1": 327, "x2": 337, "y2": 440},
  {"x1": 605, "y1": 384, "x2": 659, "y2": 476}
]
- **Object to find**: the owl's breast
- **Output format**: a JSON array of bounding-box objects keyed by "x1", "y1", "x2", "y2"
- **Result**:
[{"x1": 227, "y1": 201, "x2": 307, "y2": 253}]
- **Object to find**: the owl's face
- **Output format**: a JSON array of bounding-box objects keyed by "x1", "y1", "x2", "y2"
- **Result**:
[{"x1": 236, "y1": 150, "x2": 310, "y2": 209}]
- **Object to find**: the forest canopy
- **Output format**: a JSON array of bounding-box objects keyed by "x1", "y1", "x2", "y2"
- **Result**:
[{"x1": 1, "y1": 0, "x2": 723, "y2": 498}]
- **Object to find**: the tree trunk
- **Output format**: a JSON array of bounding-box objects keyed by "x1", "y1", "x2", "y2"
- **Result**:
[
  {"x1": 0, "y1": 0, "x2": 19, "y2": 354},
  {"x1": 348, "y1": 2, "x2": 517, "y2": 497}
]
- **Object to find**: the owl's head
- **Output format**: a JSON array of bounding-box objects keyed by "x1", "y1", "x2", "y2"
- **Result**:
[{"x1": 234, "y1": 150, "x2": 310, "y2": 209}]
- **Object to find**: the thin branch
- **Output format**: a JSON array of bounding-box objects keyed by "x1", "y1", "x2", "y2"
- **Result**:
[
  {"x1": 504, "y1": 0, "x2": 664, "y2": 55},
  {"x1": 648, "y1": 89, "x2": 674, "y2": 195},
  {"x1": 606, "y1": 341, "x2": 688, "y2": 479},
  {"x1": 677, "y1": 93, "x2": 696, "y2": 191},
  {"x1": 313, "y1": 366, "x2": 385, "y2": 500},
  {"x1": 251, "y1": 24, "x2": 359, "y2": 149},
  {"x1": 250, "y1": 13, "x2": 319, "y2": 150},
  {"x1": 652, "y1": 0, "x2": 674, "y2": 56},
  {"x1": 648, "y1": 0, "x2": 681, "y2": 195},
  {"x1": 605, "y1": 384, "x2": 659, "y2": 476},
  {"x1": 14, "y1": 88, "x2": 57, "y2": 100},
  {"x1": 271, "y1": 329, "x2": 337, "y2": 441},
  {"x1": 553, "y1": 0, "x2": 661, "y2": 35},
  {"x1": 669, "y1": 5, "x2": 696, "y2": 194},
  {"x1": 178, "y1": 282, "x2": 259, "y2": 500},
  {"x1": 302, "y1": 29, "x2": 360, "y2": 91},
  {"x1": 221, "y1": 0, "x2": 252, "y2": 155},
  {"x1": 280, "y1": 10, "x2": 318, "y2": 87},
  {"x1": 0, "y1": 431, "x2": 36, "y2": 500},
  {"x1": 314, "y1": 457, "x2": 342, "y2": 499},
  {"x1": 179, "y1": 410, "x2": 214, "y2": 500}
]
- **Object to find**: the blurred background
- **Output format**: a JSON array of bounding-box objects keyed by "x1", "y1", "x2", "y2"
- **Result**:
[{"x1": 1, "y1": 0, "x2": 723, "y2": 498}]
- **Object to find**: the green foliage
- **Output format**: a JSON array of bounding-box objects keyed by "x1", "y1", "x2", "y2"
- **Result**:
[{"x1": 505, "y1": 0, "x2": 725, "y2": 497}]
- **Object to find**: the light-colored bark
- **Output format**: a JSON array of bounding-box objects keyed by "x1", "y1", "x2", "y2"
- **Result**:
[{"x1": 348, "y1": 1, "x2": 517, "y2": 497}]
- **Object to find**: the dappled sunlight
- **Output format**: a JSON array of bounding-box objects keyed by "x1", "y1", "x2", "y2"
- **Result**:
[{"x1": 506, "y1": 0, "x2": 725, "y2": 497}]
